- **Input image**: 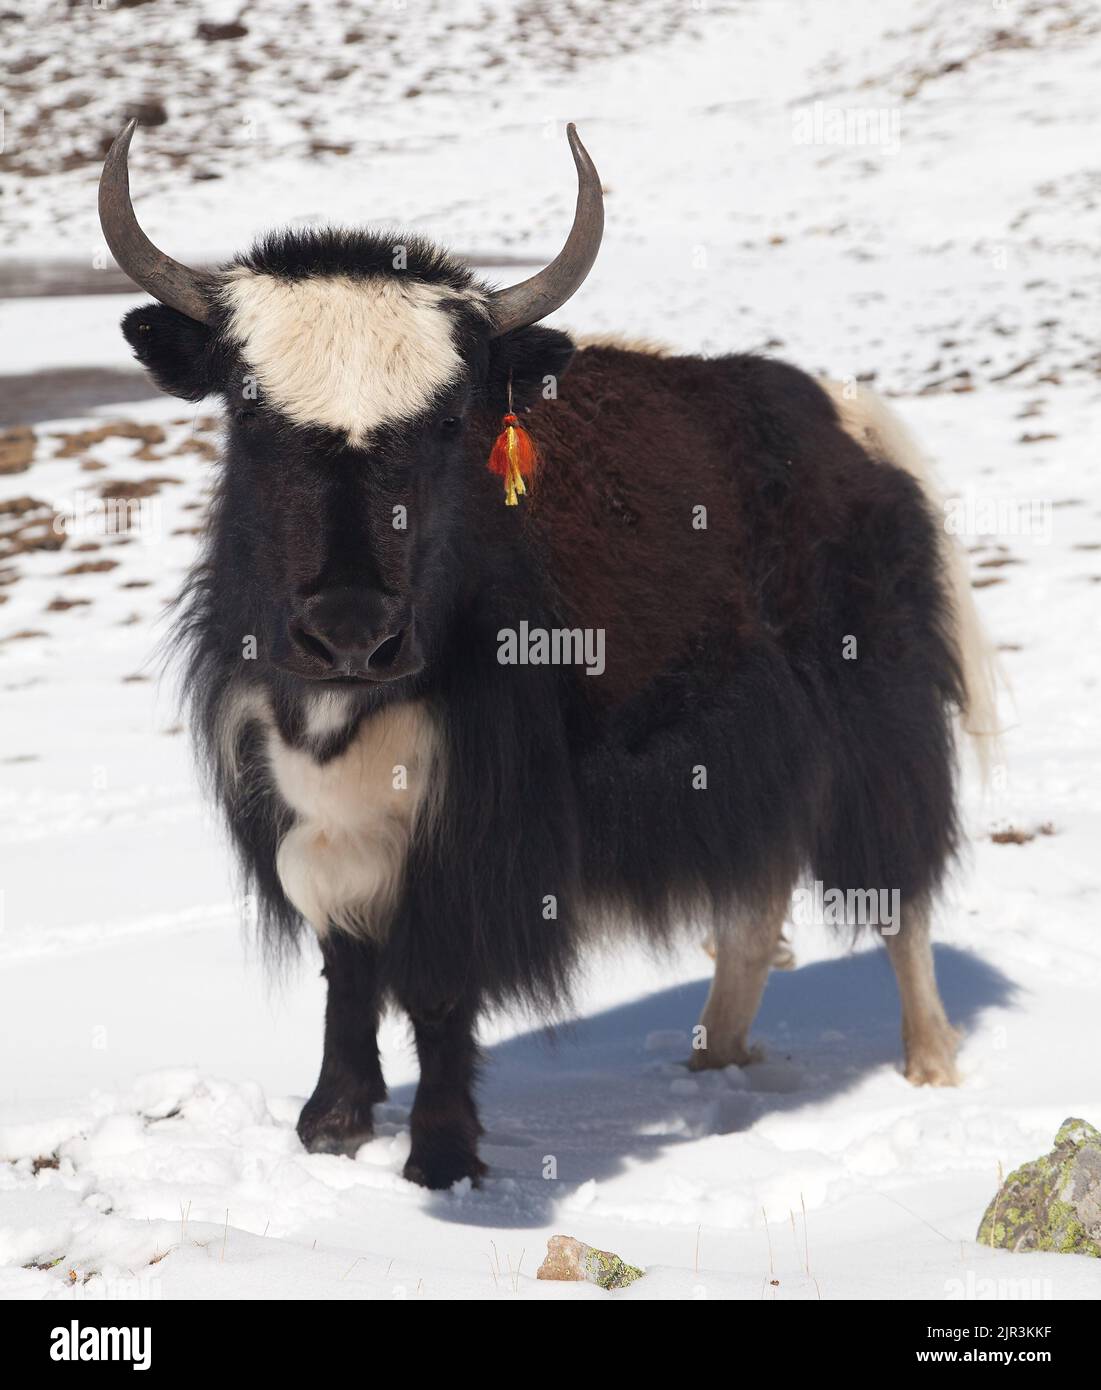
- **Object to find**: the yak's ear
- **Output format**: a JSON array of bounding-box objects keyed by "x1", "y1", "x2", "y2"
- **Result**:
[
  {"x1": 122, "y1": 302, "x2": 216, "y2": 401},
  {"x1": 486, "y1": 325, "x2": 576, "y2": 413}
]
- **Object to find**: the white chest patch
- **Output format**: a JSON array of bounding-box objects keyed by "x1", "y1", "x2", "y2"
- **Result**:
[
  {"x1": 265, "y1": 698, "x2": 442, "y2": 937},
  {"x1": 220, "y1": 267, "x2": 486, "y2": 446}
]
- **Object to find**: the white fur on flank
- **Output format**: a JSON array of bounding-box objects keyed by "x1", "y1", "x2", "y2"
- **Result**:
[
  {"x1": 264, "y1": 700, "x2": 443, "y2": 938},
  {"x1": 821, "y1": 381, "x2": 1002, "y2": 777},
  {"x1": 221, "y1": 268, "x2": 486, "y2": 446}
]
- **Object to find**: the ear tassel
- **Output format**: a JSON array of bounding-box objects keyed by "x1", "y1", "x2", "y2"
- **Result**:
[
  {"x1": 487, "y1": 375, "x2": 539, "y2": 505},
  {"x1": 487, "y1": 411, "x2": 538, "y2": 505}
]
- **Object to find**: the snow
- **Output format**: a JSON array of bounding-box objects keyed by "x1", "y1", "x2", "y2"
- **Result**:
[
  {"x1": 0, "y1": 296, "x2": 150, "y2": 375},
  {"x1": 2, "y1": 0, "x2": 1101, "y2": 1300}
]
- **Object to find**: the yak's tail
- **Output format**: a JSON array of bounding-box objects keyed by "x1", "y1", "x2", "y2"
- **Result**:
[{"x1": 821, "y1": 381, "x2": 1003, "y2": 783}]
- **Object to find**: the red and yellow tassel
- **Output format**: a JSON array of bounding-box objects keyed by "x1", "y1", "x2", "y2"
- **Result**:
[{"x1": 487, "y1": 411, "x2": 538, "y2": 506}]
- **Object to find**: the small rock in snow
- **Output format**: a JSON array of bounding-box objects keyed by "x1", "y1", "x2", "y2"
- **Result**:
[
  {"x1": 977, "y1": 1117, "x2": 1101, "y2": 1256},
  {"x1": 536, "y1": 1234, "x2": 643, "y2": 1290}
]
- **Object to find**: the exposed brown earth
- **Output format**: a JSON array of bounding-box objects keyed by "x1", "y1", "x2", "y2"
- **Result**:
[{"x1": 0, "y1": 427, "x2": 36, "y2": 474}]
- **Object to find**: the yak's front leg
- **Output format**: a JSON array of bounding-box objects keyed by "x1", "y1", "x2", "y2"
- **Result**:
[
  {"x1": 298, "y1": 932, "x2": 387, "y2": 1156},
  {"x1": 401, "y1": 997, "x2": 486, "y2": 1190}
]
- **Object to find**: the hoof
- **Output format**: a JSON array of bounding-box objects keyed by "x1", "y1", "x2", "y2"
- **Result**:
[
  {"x1": 403, "y1": 1150, "x2": 487, "y2": 1191},
  {"x1": 297, "y1": 1092, "x2": 378, "y2": 1156},
  {"x1": 302, "y1": 1127, "x2": 373, "y2": 1157},
  {"x1": 902, "y1": 1025, "x2": 961, "y2": 1087},
  {"x1": 903, "y1": 1054, "x2": 961, "y2": 1087}
]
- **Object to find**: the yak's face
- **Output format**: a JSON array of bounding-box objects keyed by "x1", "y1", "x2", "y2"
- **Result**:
[
  {"x1": 123, "y1": 233, "x2": 574, "y2": 689},
  {"x1": 103, "y1": 121, "x2": 600, "y2": 691}
]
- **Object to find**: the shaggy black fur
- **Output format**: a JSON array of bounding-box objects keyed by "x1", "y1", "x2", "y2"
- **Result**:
[{"x1": 121, "y1": 230, "x2": 965, "y2": 1188}]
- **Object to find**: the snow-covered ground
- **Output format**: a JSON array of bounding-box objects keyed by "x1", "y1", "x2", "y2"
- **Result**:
[{"x1": 1, "y1": 0, "x2": 1100, "y2": 1300}]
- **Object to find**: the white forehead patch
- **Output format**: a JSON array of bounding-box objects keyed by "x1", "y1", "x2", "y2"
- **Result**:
[{"x1": 220, "y1": 268, "x2": 485, "y2": 446}]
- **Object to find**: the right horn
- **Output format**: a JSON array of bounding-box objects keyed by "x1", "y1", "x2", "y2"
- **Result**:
[
  {"x1": 98, "y1": 119, "x2": 214, "y2": 324},
  {"x1": 487, "y1": 123, "x2": 604, "y2": 337}
]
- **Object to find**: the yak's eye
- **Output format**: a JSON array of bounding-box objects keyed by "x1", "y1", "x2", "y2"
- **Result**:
[{"x1": 439, "y1": 415, "x2": 463, "y2": 436}]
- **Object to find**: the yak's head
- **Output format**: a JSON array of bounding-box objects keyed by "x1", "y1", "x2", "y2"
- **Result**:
[{"x1": 100, "y1": 121, "x2": 602, "y2": 690}]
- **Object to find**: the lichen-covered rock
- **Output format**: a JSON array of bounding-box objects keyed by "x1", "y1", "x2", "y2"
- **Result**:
[
  {"x1": 978, "y1": 1117, "x2": 1101, "y2": 1256},
  {"x1": 536, "y1": 1234, "x2": 644, "y2": 1289}
]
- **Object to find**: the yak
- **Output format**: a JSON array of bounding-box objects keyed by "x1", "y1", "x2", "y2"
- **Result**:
[{"x1": 100, "y1": 120, "x2": 996, "y2": 1189}]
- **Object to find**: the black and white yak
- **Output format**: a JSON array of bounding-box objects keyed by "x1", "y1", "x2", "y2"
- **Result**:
[{"x1": 101, "y1": 121, "x2": 996, "y2": 1189}]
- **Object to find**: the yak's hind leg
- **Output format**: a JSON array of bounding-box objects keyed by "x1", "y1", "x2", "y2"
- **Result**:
[
  {"x1": 884, "y1": 903, "x2": 960, "y2": 1086},
  {"x1": 298, "y1": 932, "x2": 387, "y2": 1155},
  {"x1": 689, "y1": 896, "x2": 788, "y2": 1071}
]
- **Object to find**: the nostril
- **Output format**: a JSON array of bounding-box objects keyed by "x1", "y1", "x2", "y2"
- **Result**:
[
  {"x1": 291, "y1": 625, "x2": 335, "y2": 667},
  {"x1": 286, "y1": 609, "x2": 411, "y2": 678},
  {"x1": 368, "y1": 629, "x2": 405, "y2": 670}
]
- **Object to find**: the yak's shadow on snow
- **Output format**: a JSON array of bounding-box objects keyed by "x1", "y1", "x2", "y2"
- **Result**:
[{"x1": 389, "y1": 944, "x2": 1014, "y2": 1229}]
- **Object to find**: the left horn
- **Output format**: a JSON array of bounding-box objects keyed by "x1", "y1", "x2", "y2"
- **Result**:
[
  {"x1": 98, "y1": 119, "x2": 214, "y2": 324},
  {"x1": 487, "y1": 123, "x2": 604, "y2": 337}
]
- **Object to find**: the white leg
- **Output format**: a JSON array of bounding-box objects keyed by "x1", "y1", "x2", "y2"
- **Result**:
[
  {"x1": 702, "y1": 929, "x2": 794, "y2": 970},
  {"x1": 689, "y1": 900, "x2": 787, "y2": 1070},
  {"x1": 884, "y1": 905, "x2": 960, "y2": 1086}
]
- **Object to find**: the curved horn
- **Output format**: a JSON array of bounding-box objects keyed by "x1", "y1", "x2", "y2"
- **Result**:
[
  {"x1": 488, "y1": 123, "x2": 604, "y2": 337},
  {"x1": 98, "y1": 119, "x2": 213, "y2": 324}
]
